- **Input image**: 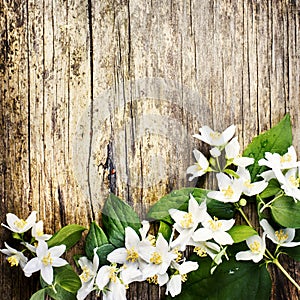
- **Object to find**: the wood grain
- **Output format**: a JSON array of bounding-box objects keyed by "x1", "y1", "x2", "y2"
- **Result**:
[{"x1": 0, "y1": 0, "x2": 299, "y2": 299}]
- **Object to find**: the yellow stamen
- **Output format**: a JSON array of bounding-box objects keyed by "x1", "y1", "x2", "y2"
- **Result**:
[
  {"x1": 210, "y1": 132, "x2": 221, "y2": 140},
  {"x1": 196, "y1": 163, "x2": 203, "y2": 171},
  {"x1": 249, "y1": 241, "x2": 261, "y2": 254},
  {"x1": 79, "y1": 266, "x2": 92, "y2": 283},
  {"x1": 194, "y1": 246, "x2": 207, "y2": 257},
  {"x1": 288, "y1": 176, "x2": 300, "y2": 188},
  {"x1": 150, "y1": 252, "x2": 162, "y2": 265},
  {"x1": 208, "y1": 217, "x2": 222, "y2": 231},
  {"x1": 42, "y1": 252, "x2": 53, "y2": 266},
  {"x1": 180, "y1": 212, "x2": 194, "y2": 228},
  {"x1": 7, "y1": 255, "x2": 19, "y2": 267},
  {"x1": 181, "y1": 274, "x2": 188, "y2": 282},
  {"x1": 109, "y1": 266, "x2": 118, "y2": 283},
  {"x1": 36, "y1": 230, "x2": 44, "y2": 237},
  {"x1": 275, "y1": 230, "x2": 289, "y2": 243},
  {"x1": 222, "y1": 185, "x2": 234, "y2": 198},
  {"x1": 173, "y1": 247, "x2": 183, "y2": 262},
  {"x1": 126, "y1": 247, "x2": 139, "y2": 263},
  {"x1": 147, "y1": 234, "x2": 156, "y2": 246},
  {"x1": 243, "y1": 180, "x2": 252, "y2": 189},
  {"x1": 14, "y1": 219, "x2": 27, "y2": 229},
  {"x1": 147, "y1": 275, "x2": 158, "y2": 284},
  {"x1": 280, "y1": 153, "x2": 292, "y2": 163}
]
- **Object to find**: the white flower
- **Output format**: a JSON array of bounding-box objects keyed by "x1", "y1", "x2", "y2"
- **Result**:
[
  {"x1": 258, "y1": 146, "x2": 299, "y2": 170},
  {"x1": 23, "y1": 240, "x2": 68, "y2": 285},
  {"x1": 236, "y1": 167, "x2": 268, "y2": 196},
  {"x1": 32, "y1": 221, "x2": 52, "y2": 241},
  {"x1": 77, "y1": 249, "x2": 99, "y2": 300},
  {"x1": 260, "y1": 219, "x2": 300, "y2": 248},
  {"x1": 274, "y1": 167, "x2": 300, "y2": 201},
  {"x1": 193, "y1": 216, "x2": 235, "y2": 245},
  {"x1": 169, "y1": 195, "x2": 210, "y2": 251},
  {"x1": 95, "y1": 265, "x2": 127, "y2": 300},
  {"x1": 1, "y1": 211, "x2": 37, "y2": 233},
  {"x1": 193, "y1": 124, "x2": 236, "y2": 146},
  {"x1": 225, "y1": 137, "x2": 254, "y2": 168},
  {"x1": 236, "y1": 234, "x2": 266, "y2": 263},
  {"x1": 139, "y1": 234, "x2": 177, "y2": 279},
  {"x1": 0, "y1": 242, "x2": 28, "y2": 269},
  {"x1": 166, "y1": 261, "x2": 199, "y2": 297},
  {"x1": 207, "y1": 173, "x2": 243, "y2": 203},
  {"x1": 190, "y1": 240, "x2": 222, "y2": 264},
  {"x1": 107, "y1": 226, "x2": 150, "y2": 269},
  {"x1": 186, "y1": 149, "x2": 210, "y2": 181}
]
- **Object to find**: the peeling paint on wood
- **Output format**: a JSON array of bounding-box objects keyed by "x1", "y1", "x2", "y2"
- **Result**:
[{"x1": 0, "y1": 0, "x2": 299, "y2": 299}]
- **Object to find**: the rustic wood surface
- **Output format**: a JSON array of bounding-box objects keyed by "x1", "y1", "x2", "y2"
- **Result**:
[{"x1": 0, "y1": 0, "x2": 299, "y2": 299}]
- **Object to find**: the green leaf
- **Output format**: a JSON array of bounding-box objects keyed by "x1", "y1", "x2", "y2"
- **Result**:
[
  {"x1": 45, "y1": 285, "x2": 76, "y2": 300},
  {"x1": 243, "y1": 114, "x2": 292, "y2": 181},
  {"x1": 170, "y1": 256, "x2": 271, "y2": 300},
  {"x1": 158, "y1": 221, "x2": 172, "y2": 241},
  {"x1": 85, "y1": 221, "x2": 109, "y2": 259},
  {"x1": 228, "y1": 225, "x2": 257, "y2": 243},
  {"x1": 47, "y1": 224, "x2": 86, "y2": 250},
  {"x1": 147, "y1": 188, "x2": 235, "y2": 224},
  {"x1": 259, "y1": 179, "x2": 281, "y2": 199},
  {"x1": 102, "y1": 193, "x2": 141, "y2": 248},
  {"x1": 30, "y1": 289, "x2": 47, "y2": 300},
  {"x1": 54, "y1": 264, "x2": 81, "y2": 293},
  {"x1": 42, "y1": 265, "x2": 81, "y2": 300},
  {"x1": 271, "y1": 196, "x2": 300, "y2": 228},
  {"x1": 95, "y1": 243, "x2": 116, "y2": 265},
  {"x1": 283, "y1": 246, "x2": 300, "y2": 261}
]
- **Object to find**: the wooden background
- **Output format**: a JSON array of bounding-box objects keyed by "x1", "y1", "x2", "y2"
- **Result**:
[{"x1": 1, "y1": 0, "x2": 299, "y2": 299}]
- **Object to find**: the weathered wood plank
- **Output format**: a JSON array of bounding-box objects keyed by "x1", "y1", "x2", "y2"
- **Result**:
[{"x1": 0, "y1": 1, "x2": 299, "y2": 299}]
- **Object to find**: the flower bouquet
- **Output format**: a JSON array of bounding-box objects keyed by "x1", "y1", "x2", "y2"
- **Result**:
[{"x1": 1, "y1": 114, "x2": 299, "y2": 299}]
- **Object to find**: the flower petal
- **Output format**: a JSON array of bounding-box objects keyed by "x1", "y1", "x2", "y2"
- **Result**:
[
  {"x1": 222, "y1": 125, "x2": 236, "y2": 144},
  {"x1": 178, "y1": 261, "x2": 199, "y2": 274},
  {"x1": 96, "y1": 265, "x2": 111, "y2": 290},
  {"x1": 52, "y1": 257, "x2": 68, "y2": 267},
  {"x1": 23, "y1": 257, "x2": 42, "y2": 275},
  {"x1": 5, "y1": 213, "x2": 20, "y2": 231},
  {"x1": 125, "y1": 227, "x2": 140, "y2": 249},
  {"x1": 166, "y1": 275, "x2": 182, "y2": 297},
  {"x1": 157, "y1": 273, "x2": 169, "y2": 286},
  {"x1": 41, "y1": 265, "x2": 54, "y2": 285},
  {"x1": 236, "y1": 250, "x2": 255, "y2": 261},
  {"x1": 225, "y1": 137, "x2": 239, "y2": 159},
  {"x1": 219, "y1": 219, "x2": 235, "y2": 231},
  {"x1": 107, "y1": 248, "x2": 128, "y2": 264},
  {"x1": 36, "y1": 240, "x2": 48, "y2": 257},
  {"x1": 192, "y1": 228, "x2": 213, "y2": 242},
  {"x1": 48, "y1": 244, "x2": 66, "y2": 258},
  {"x1": 213, "y1": 231, "x2": 234, "y2": 245}
]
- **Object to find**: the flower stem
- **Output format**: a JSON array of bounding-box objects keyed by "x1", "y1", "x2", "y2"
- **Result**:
[
  {"x1": 259, "y1": 192, "x2": 284, "y2": 213},
  {"x1": 273, "y1": 258, "x2": 300, "y2": 291},
  {"x1": 236, "y1": 206, "x2": 253, "y2": 228},
  {"x1": 236, "y1": 205, "x2": 300, "y2": 290}
]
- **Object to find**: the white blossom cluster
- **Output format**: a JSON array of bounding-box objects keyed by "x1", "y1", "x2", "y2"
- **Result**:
[
  {"x1": 76, "y1": 196, "x2": 237, "y2": 300},
  {"x1": 1, "y1": 212, "x2": 68, "y2": 285},
  {"x1": 1, "y1": 123, "x2": 300, "y2": 299},
  {"x1": 187, "y1": 124, "x2": 268, "y2": 200},
  {"x1": 187, "y1": 124, "x2": 300, "y2": 264}
]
